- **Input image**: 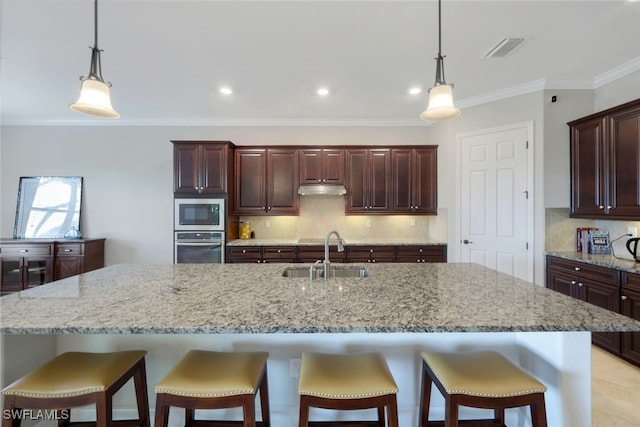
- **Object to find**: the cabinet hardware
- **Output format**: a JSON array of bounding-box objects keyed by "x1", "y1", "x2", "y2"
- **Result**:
[
  {"x1": 19, "y1": 249, "x2": 28, "y2": 253},
  {"x1": 599, "y1": 206, "x2": 604, "y2": 210},
  {"x1": 622, "y1": 295, "x2": 628, "y2": 300},
  {"x1": 571, "y1": 280, "x2": 576, "y2": 285},
  {"x1": 63, "y1": 249, "x2": 73, "y2": 252},
  {"x1": 462, "y1": 239, "x2": 473, "y2": 244},
  {"x1": 578, "y1": 282, "x2": 584, "y2": 287},
  {"x1": 574, "y1": 267, "x2": 581, "y2": 271}
]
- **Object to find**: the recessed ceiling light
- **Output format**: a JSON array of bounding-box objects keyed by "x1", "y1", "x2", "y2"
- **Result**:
[
  {"x1": 219, "y1": 87, "x2": 233, "y2": 95},
  {"x1": 409, "y1": 87, "x2": 422, "y2": 95},
  {"x1": 317, "y1": 87, "x2": 329, "y2": 96}
]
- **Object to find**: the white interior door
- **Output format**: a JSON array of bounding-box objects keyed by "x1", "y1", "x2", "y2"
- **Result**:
[{"x1": 458, "y1": 123, "x2": 533, "y2": 281}]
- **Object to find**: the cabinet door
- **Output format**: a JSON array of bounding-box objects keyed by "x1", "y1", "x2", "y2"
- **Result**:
[
  {"x1": 368, "y1": 149, "x2": 391, "y2": 213},
  {"x1": 391, "y1": 149, "x2": 413, "y2": 213},
  {"x1": 607, "y1": 105, "x2": 640, "y2": 219},
  {"x1": 396, "y1": 245, "x2": 447, "y2": 263},
  {"x1": 235, "y1": 149, "x2": 267, "y2": 214},
  {"x1": 267, "y1": 149, "x2": 299, "y2": 214},
  {"x1": 621, "y1": 272, "x2": 640, "y2": 364},
  {"x1": 570, "y1": 116, "x2": 608, "y2": 217},
  {"x1": 201, "y1": 144, "x2": 229, "y2": 194},
  {"x1": 546, "y1": 268, "x2": 579, "y2": 298},
  {"x1": 413, "y1": 147, "x2": 438, "y2": 214},
  {"x1": 345, "y1": 149, "x2": 368, "y2": 212},
  {"x1": 173, "y1": 143, "x2": 201, "y2": 194},
  {"x1": 226, "y1": 247, "x2": 263, "y2": 263},
  {"x1": 345, "y1": 149, "x2": 390, "y2": 214},
  {"x1": 323, "y1": 149, "x2": 345, "y2": 185},
  {"x1": 581, "y1": 278, "x2": 621, "y2": 353},
  {"x1": 621, "y1": 288, "x2": 640, "y2": 364},
  {"x1": 299, "y1": 149, "x2": 324, "y2": 184},
  {"x1": 0, "y1": 258, "x2": 23, "y2": 294}
]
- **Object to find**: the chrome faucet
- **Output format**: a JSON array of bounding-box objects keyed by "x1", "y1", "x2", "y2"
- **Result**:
[{"x1": 324, "y1": 230, "x2": 345, "y2": 280}]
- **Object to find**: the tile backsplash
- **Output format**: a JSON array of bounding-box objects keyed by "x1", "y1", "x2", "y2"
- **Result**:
[
  {"x1": 240, "y1": 196, "x2": 447, "y2": 242},
  {"x1": 545, "y1": 208, "x2": 640, "y2": 254}
]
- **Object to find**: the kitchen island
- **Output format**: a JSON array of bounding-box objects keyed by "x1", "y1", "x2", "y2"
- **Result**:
[{"x1": 2, "y1": 262, "x2": 640, "y2": 426}]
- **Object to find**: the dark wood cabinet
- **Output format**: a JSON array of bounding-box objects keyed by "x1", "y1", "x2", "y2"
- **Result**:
[
  {"x1": 299, "y1": 148, "x2": 345, "y2": 185},
  {"x1": 227, "y1": 244, "x2": 446, "y2": 264},
  {"x1": 297, "y1": 246, "x2": 346, "y2": 263},
  {"x1": 346, "y1": 246, "x2": 395, "y2": 263},
  {"x1": 396, "y1": 245, "x2": 447, "y2": 263},
  {"x1": 621, "y1": 272, "x2": 640, "y2": 365},
  {"x1": 546, "y1": 256, "x2": 621, "y2": 353},
  {"x1": 235, "y1": 148, "x2": 299, "y2": 215},
  {"x1": 569, "y1": 98, "x2": 640, "y2": 220},
  {"x1": 345, "y1": 148, "x2": 391, "y2": 214},
  {"x1": 391, "y1": 147, "x2": 438, "y2": 214},
  {"x1": 173, "y1": 141, "x2": 235, "y2": 195},
  {"x1": 0, "y1": 239, "x2": 105, "y2": 296}
]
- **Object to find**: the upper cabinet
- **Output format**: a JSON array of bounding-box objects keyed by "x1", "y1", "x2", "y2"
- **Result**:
[
  {"x1": 569, "y1": 98, "x2": 640, "y2": 220},
  {"x1": 391, "y1": 147, "x2": 438, "y2": 214},
  {"x1": 235, "y1": 148, "x2": 299, "y2": 215},
  {"x1": 173, "y1": 141, "x2": 235, "y2": 195},
  {"x1": 299, "y1": 148, "x2": 345, "y2": 185},
  {"x1": 345, "y1": 148, "x2": 391, "y2": 214}
]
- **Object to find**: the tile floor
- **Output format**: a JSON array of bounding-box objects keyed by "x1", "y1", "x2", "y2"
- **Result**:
[{"x1": 592, "y1": 346, "x2": 640, "y2": 426}]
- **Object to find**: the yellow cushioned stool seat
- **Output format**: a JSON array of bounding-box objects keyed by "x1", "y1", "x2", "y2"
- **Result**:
[
  {"x1": 418, "y1": 350, "x2": 548, "y2": 427},
  {"x1": 1, "y1": 351, "x2": 149, "y2": 427},
  {"x1": 153, "y1": 350, "x2": 270, "y2": 427},
  {"x1": 298, "y1": 352, "x2": 398, "y2": 427}
]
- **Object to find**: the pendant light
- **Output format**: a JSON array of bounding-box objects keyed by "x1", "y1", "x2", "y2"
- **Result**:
[
  {"x1": 420, "y1": 0, "x2": 460, "y2": 121},
  {"x1": 69, "y1": 0, "x2": 119, "y2": 119}
]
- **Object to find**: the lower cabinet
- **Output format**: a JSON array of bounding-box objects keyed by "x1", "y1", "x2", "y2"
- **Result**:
[
  {"x1": 346, "y1": 246, "x2": 396, "y2": 263},
  {"x1": 227, "y1": 244, "x2": 447, "y2": 264},
  {"x1": 0, "y1": 239, "x2": 105, "y2": 296},
  {"x1": 546, "y1": 255, "x2": 640, "y2": 366},
  {"x1": 621, "y1": 272, "x2": 640, "y2": 364}
]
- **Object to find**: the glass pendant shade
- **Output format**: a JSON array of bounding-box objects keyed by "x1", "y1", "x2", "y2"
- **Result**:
[
  {"x1": 69, "y1": 78, "x2": 119, "y2": 119},
  {"x1": 420, "y1": 84, "x2": 461, "y2": 121}
]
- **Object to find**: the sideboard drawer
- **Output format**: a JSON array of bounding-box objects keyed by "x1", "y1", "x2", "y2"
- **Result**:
[
  {"x1": 0, "y1": 245, "x2": 52, "y2": 256},
  {"x1": 56, "y1": 243, "x2": 84, "y2": 256}
]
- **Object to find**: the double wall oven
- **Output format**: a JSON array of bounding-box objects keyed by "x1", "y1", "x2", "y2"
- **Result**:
[{"x1": 174, "y1": 198, "x2": 225, "y2": 263}]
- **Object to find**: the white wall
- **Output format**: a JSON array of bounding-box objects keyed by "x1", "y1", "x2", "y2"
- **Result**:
[{"x1": 0, "y1": 126, "x2": 431, "y2": 264}]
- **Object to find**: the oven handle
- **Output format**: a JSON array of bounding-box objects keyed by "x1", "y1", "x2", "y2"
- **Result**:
[{"x1": 175, "y1": 242, "x2": 223, "y2": 247}]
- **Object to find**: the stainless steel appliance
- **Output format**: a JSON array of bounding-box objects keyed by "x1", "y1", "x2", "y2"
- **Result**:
[
  {"x1": 174, "y1": 198, "x2": 225, "y2": 231},
  {"x1": 174, "y1": 232, "x2": 225, "y2": 264}
]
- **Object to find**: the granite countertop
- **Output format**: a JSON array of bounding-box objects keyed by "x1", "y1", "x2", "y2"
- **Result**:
[
  {"x1": 227, "y1": 238, "x2": 447, "y2": 246},
  {"x1": 546, "y1": 251, "x2": 640, "y2": 274},
  {"x1": 2, "y1": 262, "x2": 639, "y2": 335}
]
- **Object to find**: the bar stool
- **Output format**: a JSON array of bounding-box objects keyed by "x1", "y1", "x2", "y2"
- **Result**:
[
  {"x1": 419, "y1": 350, "x2": 548, "y2": 427},
  {"x1": 298, "y1": 352, "x2": 399, "y2": 427},
  {"x1": 1, "y1": 350, "x2": 149, "y2": 427},
  {"x1": 154, "y1": 350, "x2": 270, "y2": 427}
]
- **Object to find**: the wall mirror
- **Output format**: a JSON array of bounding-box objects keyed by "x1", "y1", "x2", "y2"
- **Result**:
[{"x1": 14, "y1": 176, "x2": 83, "y2": 239}]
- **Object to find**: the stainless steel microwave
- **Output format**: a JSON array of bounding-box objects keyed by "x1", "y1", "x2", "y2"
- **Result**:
[{"x1": 174, "y1": 198, "x2": 225, "y2": 231}]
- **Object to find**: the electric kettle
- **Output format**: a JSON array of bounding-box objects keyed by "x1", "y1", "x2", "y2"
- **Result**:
[{"x1": 626, "y1": 237, "x2": 640, "y2": 262}]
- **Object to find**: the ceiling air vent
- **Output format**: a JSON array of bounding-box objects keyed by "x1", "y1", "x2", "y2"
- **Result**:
[{"x1": 484, "y1": 37, "x2": 527, "y2": 58}]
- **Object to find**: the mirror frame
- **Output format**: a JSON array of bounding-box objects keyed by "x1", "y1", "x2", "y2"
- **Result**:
[{"x1": 13, "y1": 176, "x2": 83, "y2": 239}]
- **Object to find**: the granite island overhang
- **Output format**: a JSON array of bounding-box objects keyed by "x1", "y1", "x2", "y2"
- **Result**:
[{"x1": 2, "y1": 263, "x2": 640, "y2": 426}]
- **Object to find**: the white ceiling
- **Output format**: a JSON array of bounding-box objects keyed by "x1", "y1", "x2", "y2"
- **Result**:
[{"x1": 1, "y1": 0, "x2": 639, "y2": 126}]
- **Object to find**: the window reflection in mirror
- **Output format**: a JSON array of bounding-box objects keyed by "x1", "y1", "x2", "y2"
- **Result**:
[{"x1": 13, "y1": 176, "x2": 83, "y2": 239}]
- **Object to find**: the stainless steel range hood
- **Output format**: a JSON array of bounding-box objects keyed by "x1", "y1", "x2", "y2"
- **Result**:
[{"x1": 298, "y1": 184, "x2": 347, "y2": 196}]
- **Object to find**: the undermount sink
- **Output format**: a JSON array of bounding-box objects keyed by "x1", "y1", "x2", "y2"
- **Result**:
[{"x1": 282, "y1": 265, "x2": 370, "y2": 279}]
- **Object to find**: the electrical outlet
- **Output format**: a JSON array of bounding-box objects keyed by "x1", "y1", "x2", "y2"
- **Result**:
[
  {"x1": 629, "y1": 227, "x2": 638, "y2": 238},
  {"x1": 265, "y1": 220, "x2": 270, "y2": 229},
  {"x1": 366, "y1": 219, "x2": 372, "y2": 228},
  {"x1": 290, "y1": 358, "x2": 301, "y2": 378},
  {"x1": 410, "y1": 219, "x2": 416, "y2": 227}
]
